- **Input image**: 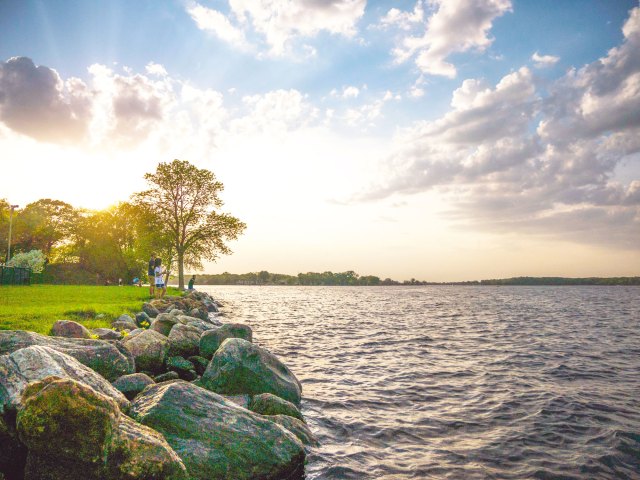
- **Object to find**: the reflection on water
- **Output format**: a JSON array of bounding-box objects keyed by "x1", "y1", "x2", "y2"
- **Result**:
[{"x1": 200, "y1": 285, "x2": 640, "y2": 479}]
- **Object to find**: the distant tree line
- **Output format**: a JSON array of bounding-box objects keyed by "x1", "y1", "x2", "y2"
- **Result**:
[
  {"x1": 0, "y1": 160, "x2": 245, "y2": 287},
  {"x1": 478, "y1": 276, "x2": 640, "y2": 286}
]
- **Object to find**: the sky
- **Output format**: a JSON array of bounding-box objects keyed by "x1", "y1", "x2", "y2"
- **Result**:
[{"x1": 1, "y1": 0, "x2": 639, "y2": 281}]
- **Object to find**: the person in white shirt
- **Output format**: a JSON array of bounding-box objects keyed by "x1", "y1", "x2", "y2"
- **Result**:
[{"x1": 154, "y1": 258, "x2": 167, "y2": 298}]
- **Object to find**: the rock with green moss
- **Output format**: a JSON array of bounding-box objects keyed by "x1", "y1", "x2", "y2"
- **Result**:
[
  {"x1": 130, "y1": 381, "x2": 305, "y2": 480},
  {"x1": 51, "y1": 320, "x2": 92, "y2": 339},
  {"x1": 106, "y1": 415, "x2": 188, "y2": 479},
  {"x1": 112, "y1": 373, "x2": 155, "y2": 401},
  {"x1": 122, "y1": 329, "x2": 169, "y2": 374},
  {"x1": 199, "y1": 323, "x2": 253, "y2": 359},
  {"x1": 167, "y1": 324, "x2": 201, "y2": 358},
  {"x1": 248, "y1": 393, "x2": 304, "y2": 422},
  {"x1": 200, "y1": 338, "x2": 302, "y2": 406},
  {"x1": 267, "y1": 415, "x2": 319, "y2": 448},
  {"x1": 150, "y1": 313, "x2": 179, "y2": 337},
  {"x1": 166, "y1": 356, "x2": 197, "y2": 381},
  {"x1": 17, "y1": 377, "x2": 120, "y2": 464},
  {"x1": 0, "y1": 330, "x2": 134, "y2": 381},
  {"x1": 0, "y1": 346, "x2": 129, "y2": 414},
  {"x1": 187, "y1": 355, "x2": 209, "y2": 376}
]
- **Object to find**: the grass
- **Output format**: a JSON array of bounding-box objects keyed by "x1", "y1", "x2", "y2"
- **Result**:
[{"x1": 0, "y1": 285, "x2": 181, "y2": 335}]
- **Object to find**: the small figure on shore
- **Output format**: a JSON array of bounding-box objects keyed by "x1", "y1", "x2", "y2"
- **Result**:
[
  {"x1": 154, "y1": 257, "x2": 167, "y2": 298},
  {"x1": 118, "y1": 278, "x2": 123, "y2": 286},
  {"x1": 148, "y1": 253, "x2": 156, "y2": 297},
  {"x1": 188, "y1": 275, "x2": 196, "y2": 291}
]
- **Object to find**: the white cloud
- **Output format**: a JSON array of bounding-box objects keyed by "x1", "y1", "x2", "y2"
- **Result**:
[
  {"x1": 186, "y1": 2, "x2": 250, "y2": 50},
  {"x1": 342, "y1": 86, "x2": 360, "y2": 98},
  {"x1": 357, "y1": 7, "x2": 640, "y2": 248},
  {"x1": 145, "y1": 62, "x2": 168, "y2": 77},
  {"x1": 186, "y1": 0, "x2": 366, "y2": 56},
  {"x1": 384, "y1": 0, "x2": 512, "y2": 78},
  {"x1": 532, "y1": 51, "x2": 559, "y2": 68}
]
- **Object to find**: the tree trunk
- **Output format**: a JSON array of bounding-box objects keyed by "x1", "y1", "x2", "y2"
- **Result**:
[{"x1": 177, "y1": 251, "x2": 185, "y2": 290}]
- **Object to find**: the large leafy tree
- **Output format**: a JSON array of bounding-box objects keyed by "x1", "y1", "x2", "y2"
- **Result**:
[{"x1": 133, "y1": 160, "x2": 246, "y2": 289}]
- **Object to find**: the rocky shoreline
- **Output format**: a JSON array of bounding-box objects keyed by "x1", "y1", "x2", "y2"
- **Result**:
[{"x1": 0, "y1": 291, "x2": 316, "y2": 480}]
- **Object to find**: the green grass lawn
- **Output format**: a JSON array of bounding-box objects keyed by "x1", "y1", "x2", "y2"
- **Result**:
[{"x1": 0, "y1": 285, "x2": 181, "y2": 335}]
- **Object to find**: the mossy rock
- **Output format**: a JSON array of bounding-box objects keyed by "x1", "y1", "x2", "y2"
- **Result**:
[{"x1": 249, "y1": 393, "x2": 304, "y2": 422}]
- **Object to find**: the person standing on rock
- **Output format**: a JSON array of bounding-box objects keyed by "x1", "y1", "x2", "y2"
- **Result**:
[
  {"x1": 148, "y1": 253, "x2": 156, "y2": 297},
  {"x1": 154, "y1": 257, "x2": 167, "y2": 299},
  {"x1": 188, "y1": 275, "x2": 196, "y2": 291}
]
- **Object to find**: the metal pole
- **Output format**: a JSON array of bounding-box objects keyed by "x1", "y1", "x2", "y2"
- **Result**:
[{"x1": 7, "y1": 205, "x2": 18, "y2": 263}]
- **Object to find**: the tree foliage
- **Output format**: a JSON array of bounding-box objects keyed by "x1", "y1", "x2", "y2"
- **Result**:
[{"x1": 133, "y1": 160, "x2": 246, "y2": 289}]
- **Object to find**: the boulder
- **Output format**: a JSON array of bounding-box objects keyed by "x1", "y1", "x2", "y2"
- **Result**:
[
  {"x1": 154, "y1": 371, "x2": 179, "y2": 383},
  {"x1": 135, "y1": 311, "x2": 151, "y2": 328},
  {"x1": 187, "y1": 356, "x2": 209, "y2": 376},
  {"x1": 50, "y1": 320, "x2": 91, "y2": 339},
  {"x1": 268, "y1": 415, "x2": 319, "y2": 448},
  {"x1": 142, "y1": 302, "x2": 160, "y2": 318},
  {"x1": 122, "y1": 329, "x2": 168, "y2": 374},
  {"x1": 16, "y1": 377, "x2": 121, "y2": 466},
  {"x1": 150, "y1": 313, "x2": 179, "y2": 336},
  {"x1": 91, "y1": 328, "x2": 123, "y2": 340},
  {"x1": 181, "y1": 318, "x2": 219, "y2": 333},
  {"x1": 112, "y1": 314, "x2": 137, "y2": 331},
  {"x1": 249, "y1": 393, "x2": 304, "y2": 422},
  {"x1": 166, "y1": 356, "x2": 197, "y2": 381},
  {"x1": 169, "y1": 308, "x2": 184, "y2": 316},
  {"x1": 189, "y1": 308, "x2": 209, "y2": 321},
  {"x1": 200, "y1": 338, "x2": 302, "y2": 406},
  {"x1": 167, "y1": 324, "x2": 201, "y2": 358},
  {"x1": 127, "y1": 328, "x2": 145, "y2": 338},
  {"x1": 0, "y1": 330, "x2": 134, "y2": 381},
  {"x1": 199, "y1": 323, "x2": 253, "y2": 359},
  {"x1": 106, "y1": 415, "x2": 188, "y2": 479},
  {"x1": 0, "y1": 346, "x2": 129, "y2": 413},
  {"x1": 130, "y1": 381, "x2": 305, "y2": 480},
  {"x1": 112, "y1": 373, "x2": 155, "y2": 401}
]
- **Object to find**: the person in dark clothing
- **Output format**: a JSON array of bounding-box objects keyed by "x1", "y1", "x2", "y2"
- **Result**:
[
  {"x1": 188, "y1": 275, "x2": 196, "y2": 290},
  {"x1": 148, "y1": 253, "x2": 156, "y2": 297}
]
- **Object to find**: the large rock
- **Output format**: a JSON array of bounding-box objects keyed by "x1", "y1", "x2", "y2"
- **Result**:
[
  {"x1": 0, "y1": 330, "x2": 134, "y2": 381},
  {"x1": 130, "y1": 381, "x2": 305, "y2": 480},
  {"x1": 112, "y1": 314, "x2": 137, "y2": 331},
  {"x1": 268, "y1": 415, "x2": 319, "y2": 448},
  {"x1": 167, "y1": 324, "x2": 201, "y2": 358},
  {"x1": 249, "y1": 393, "x2": 304, "y2": 422},
  {"x1": 200, "y1": 338, "x2": 302, "y2": 405},
  {"x1": 142, "y1": 302, "x2": 160, "y2": 318},
  {"x1": 199, "y1": 323, "x2": 253, "y2": 359},
  {"x1": 106, "y1": 415, "x2": 188, "y2": 479},
  {"x1": 91, "y1": 327, "x2": 123, "y2": 340},
  {"x1": 50, "y1": 320, "x2": 91, "y2": 339},
  {"x1": 135, "y1": 311, "x2": 151, "y2": 328},
  {"x1": 122, "y1": 329, "x2": 168, "y2": 374},
  {"x1": 17, "y1": 377, "x2": 121, "y2": 466},
  {"x1": 166, "y1": 356, "x2": 197, "y2": 381},
  {"x1": 112, "y1": 373, "x2": 155, "y2": 401},
  {"x1": 0, "y1": 346, "x2": 129, "y2": 414},
  {"x1": 150, "y1": 313, "x2": 179, "y2": 336}
]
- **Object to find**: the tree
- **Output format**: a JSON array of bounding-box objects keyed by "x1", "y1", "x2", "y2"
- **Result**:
[
  {"x1": 133, "y1": 160, "x2": 246, "y2": 289},
  {"x1": 7, "y1": 249, "x2": 46, "y2": 273}
]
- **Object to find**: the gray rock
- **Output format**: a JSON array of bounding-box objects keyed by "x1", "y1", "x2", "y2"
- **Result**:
[
  {"x1": 91, "y1": 327, "x2": 122, "y2": 340},
  {"x1": 181, "y1": 318, "x2": 219, "y2": 333},
  {"x1": 169, "y1": 308, "x2": 184, "y2": 316},
  {"x1": 142, "y1": 302, "x2": 160, "y2": 318},
  {"x1": 0, "y1": 346, "x2": 129, "y2": 414},
  {"x1": 187, "y1": 355, "x2": 209, "y2": 376},
  {"x1": 128, "y1": 328, "x2": 145, "y2": 338},
  {"x1": 122, "y1": 329, "x2": 169, "y2": 374},
  {"x1": 0, "y1": 330, "x2": 134, "y2": 381},
  {"x1": 112, "y1": 373, "x2": 155, "y2": 401},
  {"x1": 189, "y1": 308, "x2": 209, "y2": 321},
  {"x1": 154, "y1": 371, "x2": 180, "y2": 383},
  {"x1": 221, "y1": 394, "x2": 251, "y2": 409},
  {"x1": 130, "y1": 381, "x2": 305, "y2": 480},
  {"x1": 199, "y1": 323, "x2": 253, "y2": 359},
  {"x1": 112, "y1": 314, "x2": 137, "y2": 331},
  {"x1": 135, "y1": 311, "x2": 151, "y2": 328},
  {"x1": 249, "y1": 393, "x2": 304, "y2": 422},
  {"x1": 200, "y1": 338, "x2": 302, "y2": 406},
  {"x1": 150, "y1": 313, "x2": 179, "y2": 336},
  {"x1": 51, "y1": 320, "x2": 92, "y2": 339},
  {"x1": 106, "y1": 415, "x2": 188, "y2": 479},
  {"x1": 167, "y1": 324, "x2": 201, "y2": 358}
]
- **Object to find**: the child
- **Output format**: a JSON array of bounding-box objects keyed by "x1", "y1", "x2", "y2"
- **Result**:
[{"x1": 154, "y1": 258, "x2": 167, "y2": 298}]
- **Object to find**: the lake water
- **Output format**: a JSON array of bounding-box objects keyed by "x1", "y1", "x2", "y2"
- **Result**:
[{"x1": 199, "y1": 285, "x2": 640, "y2": 479}]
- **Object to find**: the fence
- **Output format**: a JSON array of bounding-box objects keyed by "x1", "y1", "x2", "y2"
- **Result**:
[{"x1": 0, "y1": 265, "x2": 32, "y2": 285}]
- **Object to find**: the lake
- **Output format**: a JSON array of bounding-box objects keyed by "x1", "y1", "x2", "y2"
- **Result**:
[{"x1": 198, "y1": 285, "x2": 640, "y2": 479}]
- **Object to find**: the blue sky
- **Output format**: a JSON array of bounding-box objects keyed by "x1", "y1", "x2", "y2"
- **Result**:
[{"x1": 1, "y1": 0, "x2": 639, "y2": 279}]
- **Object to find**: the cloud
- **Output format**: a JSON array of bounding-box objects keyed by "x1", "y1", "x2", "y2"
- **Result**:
[
  {"x1": 531, "y1": 51, "x2": 559, "y2": 68},
  {"x1": 383, "y1": 0, "x2": 512, "y2": 78},
  {"x1": 358, "y1": 7, "x2": 640, "y2": 248},
  {"x1": 145, "y1": 62, "x2": 168, "y2": 77},
  {"x1": 186, "y1": 0, "x2": 366, "y2": 56},
  {"x1": 0, "y1": 57, "x2": 91, "y2": 143}
]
